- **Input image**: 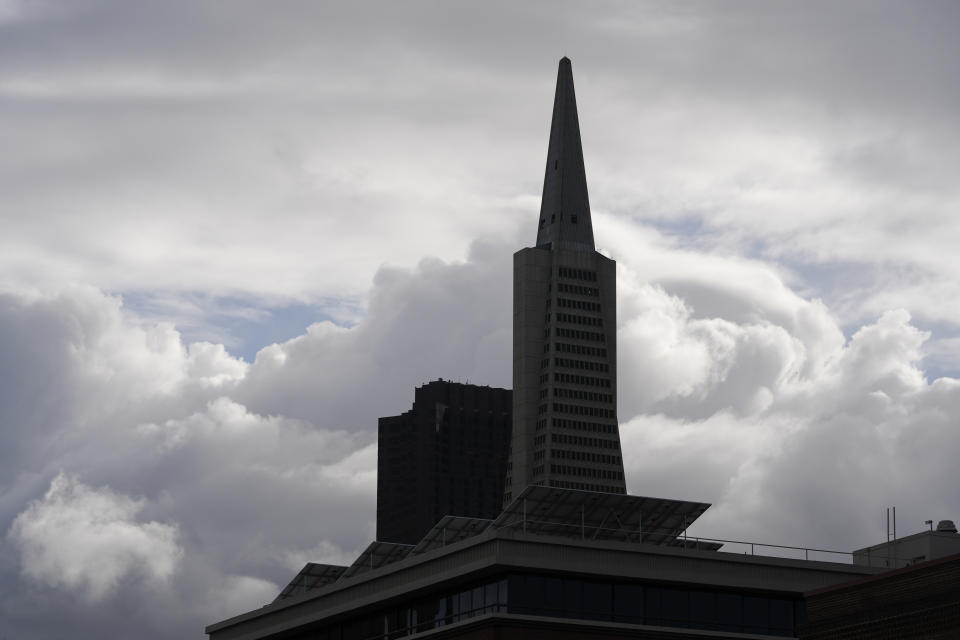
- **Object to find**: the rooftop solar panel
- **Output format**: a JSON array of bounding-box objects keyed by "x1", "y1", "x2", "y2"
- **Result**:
[
  {"x1": 493, "y1": 485, "x2": 711, "y2": 545},
  {"x1": 274, "y1": 563, "x2": 347, "y2": 601},
  {"x1": 340, "y1": 541, "x2": 415, "y2": 580},
  {"x1": 411, "y1": 516, "x2": 494, "y2": 556}
]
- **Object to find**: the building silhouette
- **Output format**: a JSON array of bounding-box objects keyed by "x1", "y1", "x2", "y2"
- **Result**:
[
  {"x1": 207, "y1": 58, "x2": 960, "y2": 640},
  {"x1": 377, "y1": 380, "x2": 511, "y2": 545},
  {"x1": 506, "y1": 57, "x2": 626, "y2": 504}
]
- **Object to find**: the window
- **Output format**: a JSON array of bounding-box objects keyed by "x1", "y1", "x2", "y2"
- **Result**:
[
  {"x1": 544, "y1": 577, "x2": 563, "y2": 615},
  {"x1": 613, "y1": 584, "x2": 643, "y2": 624},
  {"x1": 583, "y1": 582, "x2": 611, "y2": 621},
  {"x1": 526, "y1": 575, "x2": 546, "y2": 612},
  {"x1": 689, "y1": 591, "x2": 716, "y2": 630},
  {"x1": 769, "y1": 598, "x2": 794, "y2": 633},
  {"x1": 453, "y1": 589, "x2": 470, "y2": 621},
  {"x1": 484, "y1": 582, "x2": 498, "y2": 614},
  {"x1": 661, "y1": 588, "x2": 688, "y2": 625},
  {"x1": 563, "y1": 579, "x2": 582, "y2": 618},
  {"x1": 645, "y1": 587, "x2": 662, "y2": 623},
  {"x1": 716, "y1": 592, "x2": 742, "y2": 630},
  {"x1": 332, "y1": 575, "x2": 799, "y2": 640},
  {"x1": 743, "y1": 596, "x2": 769, "y2": 633}
]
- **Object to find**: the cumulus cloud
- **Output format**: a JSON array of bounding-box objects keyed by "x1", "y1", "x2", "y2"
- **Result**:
[
  {"x1": 0, "y1": 285, "x2": 375, "y2": 637},
  {"x1": 0, "y1": 225, "x2": 959, "y2": 638},
  {"x1": 621, "y1": 303, "x2": 960, "y2": 553},
  {"x1": 234, "y1": 237, "x2": 514, "y2": 428},
  {"x1": 8, "y1": 473, "x2": 182, "y2": 601}
]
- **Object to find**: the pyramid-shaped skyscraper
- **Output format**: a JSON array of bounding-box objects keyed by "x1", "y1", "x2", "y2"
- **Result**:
[{"x1": 505, "y1": 57, "x2": 626, "y2": 503}]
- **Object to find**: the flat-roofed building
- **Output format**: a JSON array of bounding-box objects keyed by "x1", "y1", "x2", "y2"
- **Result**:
[
  {"x1": 208, "y1": 487, "x2": 882, "y2": 640},
  {"x1": 852, "y1": 519, "x2": 960, "y2": 569},
  {"x1": 378, "y1": 380, "x2": 511, "y2": 545}
]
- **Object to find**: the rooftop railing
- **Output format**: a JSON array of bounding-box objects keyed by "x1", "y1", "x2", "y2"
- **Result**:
[{"x1": 493, "y1": 516, "x2": 912, "y2": 568}]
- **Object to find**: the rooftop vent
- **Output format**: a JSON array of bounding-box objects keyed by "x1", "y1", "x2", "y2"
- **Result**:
[{"x1": 935, "y1": 520, "x2": 957, "y2": 533}]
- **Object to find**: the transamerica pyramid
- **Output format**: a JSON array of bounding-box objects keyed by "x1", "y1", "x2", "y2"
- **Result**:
[{"x1": 504, "y1": 57, "x2": 626, "y2": 504}]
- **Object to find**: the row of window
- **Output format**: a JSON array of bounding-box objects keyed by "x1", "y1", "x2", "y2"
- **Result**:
[
  {"x1": 551, "y1": 357, "x2": 610, "y2": 372},
  {"x1": 508, "y1": 574, "x2": 800, "y2": 636},
  {"x1": 557, "y1": 297, "x2": 602, "y2": 313},
  {"x1": 557, "y1": 282, "x2": 600, "y2": 297},
  {"x1": 555, "y1": 342, "x2": 608, "y2": 357},
  {"x1": 553, "y1": 448, "x2": 622, "y2": 466},
  {"x1": 556, "y1": 312, "x2": 602, "y2": 327},
  {"x1": 551, "y1": 479, "x2": 626, "y2": 494},
  {"x1": 553, "y1": 418, "x2": 618, "y2": 434},
  {"x1": 555, "y1": 327, "x2": 605, "y2": 343},
  {"x1": 554, "y1": 372, "x2": 611, "y2": 388},
  {"x1": 552, "y1": 431, "x2": 620, "y2": 448},
  {"x1": 559, "y1": 267, "x2": 598, "y2": 281},
  {"x1": 533, "y1": 449, "x2": 621, "y2": 465},
  {"x1": 292, "y1": 573, "x2": 801, "y2": 640},
  {"x1": 552, "y1": 402, "x2": 616, "y2": 418},
  {"x1": 554, "y1": 388, "x2": 614, "y2": 404},
  {"x1": 545, "y1": 313, "x2": 604, "y2": 328},
  {"x1": 550, "y1": 464, "x2": 623, "y2": 480},
  {"x1": 539, "y1": 210, "x2": 581, "y2": 226},
  {"x1": 542, "y1": 389, "x2": 609, "y2": 403}
]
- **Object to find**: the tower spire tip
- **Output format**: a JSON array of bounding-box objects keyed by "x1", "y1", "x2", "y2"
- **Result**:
[{"x1": 535, "y1": 57, "x2": 594, "y2": 250}]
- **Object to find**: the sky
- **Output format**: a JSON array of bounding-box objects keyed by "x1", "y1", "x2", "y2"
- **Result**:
[{"x1": 1, "y1": 1, "x2": 960, "y2": 637}]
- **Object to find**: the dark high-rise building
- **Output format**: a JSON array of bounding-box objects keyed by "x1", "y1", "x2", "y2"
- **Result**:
[
  {"x1": 505, "y1": 57, "x2": 626, "y2": 504},
  {"x1": 377, "y1": 379, "x2": 511, "y2": 545}
]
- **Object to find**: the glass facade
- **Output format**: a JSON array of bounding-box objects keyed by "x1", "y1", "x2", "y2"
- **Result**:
[{"x1": 288, "y1": 572, "x2": 804, "y2": 639}]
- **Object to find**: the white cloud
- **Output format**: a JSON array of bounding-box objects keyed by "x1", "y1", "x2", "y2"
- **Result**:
[
  {"x1": 186, "y1": 342, "x2": 249, "y2": 387},
  {"x1": 622, "y1": 305, "x2": 960, "y2": 553},
  {"x1": 0, "y1": 285, "x2": 378, "y2": 634},
  {"x1": 8, "y1": 473, "x2": 182, "y2": 602},
  {"x1": 234, "y1": 238, "x2": 514, "y2": 427}
]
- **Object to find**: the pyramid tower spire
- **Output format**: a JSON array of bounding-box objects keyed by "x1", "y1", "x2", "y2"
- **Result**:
[
  {"x1": 505, "y1": 58, "x2": 625, "y2": 506},
  {"x1": 535, "y1": 57, "x2": 594, "y2": 251}
]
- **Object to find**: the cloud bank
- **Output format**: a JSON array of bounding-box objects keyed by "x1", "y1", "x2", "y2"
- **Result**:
[{"x1": 1, "y1": 232, "x2": 958, "y2": 637}]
